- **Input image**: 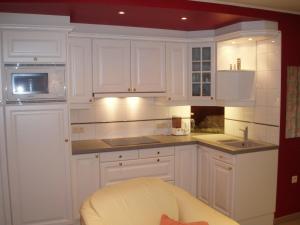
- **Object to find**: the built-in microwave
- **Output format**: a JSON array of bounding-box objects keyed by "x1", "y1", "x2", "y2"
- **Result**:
[{"x1": 4, "y1": 64, "x2": 66, "y2": 102}]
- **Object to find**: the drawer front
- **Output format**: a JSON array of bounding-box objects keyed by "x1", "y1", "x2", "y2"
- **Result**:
[
  {"x1": 100, "y1": 150, "x2": 139, "y2": 162},
  {"x1": 100, "y1": 156, "x2": 175, "y2": 187},
  {"x1": 199, "y1": 145, "x2": 235, "y2": 165},
  {"x1": 139, "y1": 147, "x2": 174, "y2": 158}
]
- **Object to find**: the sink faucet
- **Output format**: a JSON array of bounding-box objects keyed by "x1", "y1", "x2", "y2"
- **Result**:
[{"x1": 240, "y1": 126, "x2": 248, "y2": 143}]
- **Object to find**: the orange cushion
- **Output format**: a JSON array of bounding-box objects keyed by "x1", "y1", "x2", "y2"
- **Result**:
[{"x1": 160, "y1": 214, "x2": 209, "y2": 225}]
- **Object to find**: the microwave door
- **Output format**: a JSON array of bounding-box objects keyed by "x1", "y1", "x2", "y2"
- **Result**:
[{"x1": 12, "y1": 73, "x2": 49, "y2": 95}]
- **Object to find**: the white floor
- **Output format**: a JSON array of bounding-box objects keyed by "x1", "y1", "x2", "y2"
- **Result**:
[{"x1": 278, "y1": 219, "x2": 300, "y2": 225}]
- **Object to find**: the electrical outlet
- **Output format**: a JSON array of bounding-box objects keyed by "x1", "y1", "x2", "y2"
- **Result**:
[{"x1": 291, "y1": 175, "x2": 298, "y2": 184}]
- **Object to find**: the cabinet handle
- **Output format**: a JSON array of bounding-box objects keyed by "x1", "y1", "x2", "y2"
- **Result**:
[
  {"x1": 95, "y1": 155, "x2": 99, "y2": 158},
  {"x1": 89, "y1": 99, "x2": 93, "y2": 103},
  {"x1": 33, "y1": 56, "x2": 38, "y2": 61},
  {"x1": 210, "y1": 97, "x2": 214, "y2": 100},
  {"x1": 157, "y1": 151, "x2": 160, "y2": 155},
  {"x1": 133, "y1": 88, "x2": 136, "y2": 92},
  {"x1": 119, "y1": 162, "x2": 123, "y2": 166},
  {"x1": 118, "y1": 155, "x2": 122, "y2": 158},
  {"x1": 64, "y1": 139, "x2": 69, "y2": 142},
  {"x1": 128, "y1": 88, "x2": 131, "y2": 92},
  {"x1": 219, "y1": 155, "x2": 224, "y2": 159},
  {"x1": 157, "y1": 158, "x2": 160, "y2": 162},
  {"x1": 168, "y1": 97, "x2": 171, "y2": 101},
  {"x1": 227, "y1": 167, "x2": 232, "y2": 171}
]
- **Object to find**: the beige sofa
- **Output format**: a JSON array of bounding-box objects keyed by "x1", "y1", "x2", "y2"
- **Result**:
[{"x1": 81, "y1": 178, "x2": 239, "y2": 225}]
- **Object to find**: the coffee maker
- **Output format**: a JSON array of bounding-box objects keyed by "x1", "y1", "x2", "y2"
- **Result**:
[{"x1": 171, "y1": 117, "x2": 188, "y2": 135}]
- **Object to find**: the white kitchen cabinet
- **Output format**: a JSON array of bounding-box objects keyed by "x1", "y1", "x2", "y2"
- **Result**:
[
  {"x1": 174, "y1": 145, "x2": 197, "y2": 196},
  {"x1": 3, "y1": 30, "x2": 67, "y2": 63},
  {"x1": 216, "y1": 70, "x2": 255, "y2": 101},
  {"x1": 68, "y1": 37, "x2": 93, "y2": 104},
  {"x1": 197, "y1": 145, "x2": 278, "y2": 225},
  {"x1": 131, "y1": 40, "x2": 166, "y2": 92},
  {"x1": 0, "y1": 34, "x2": 2, "y2": 103},
  {"x1": 5, "y1": 104, "x2": 72, "y2": 225},
  {"x1": 93, "y1": 39, "x2": 131, "y2": 93},
  {"x1": 197, "y1": 147, "x2": 210, "y2": 204},
  {"x1": 100, "y1": 156, "x2": 174, "y2": 187},
  {"x1": 71, "y1": 153, "x2": 100, "y2": 220},
  {"x1": 0, "y1": 106, "x2": 11, "y2": 225},
  {"x1": 166, "y1": 42, "x2": 188, "y2": 101},
  {"x1": 211, "y1": 158, "x2": 234, "y2": 216},
  {"x1": 189, "y1": 43, "x2": 215, "y2": 101}
]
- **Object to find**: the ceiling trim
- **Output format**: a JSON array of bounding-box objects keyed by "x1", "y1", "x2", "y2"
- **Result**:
[{"x1": 193, "y1": 0, "x2": 300, "y2": 15}]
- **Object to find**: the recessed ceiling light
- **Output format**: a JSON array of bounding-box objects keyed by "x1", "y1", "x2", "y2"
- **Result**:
[
  {"x1": 271, "y1": 40, "x2": 275, "y2": 43},
  {"x1": 248, "y1": 38, "x2": 253, "y2": 41},
  {"x1": 231, "y1": 41, "x2": 236, "y2": 44},
  {"x1": 181, "y1": 17, "x2": 187, "y2": 21},
  {"x1": 118, "y1": 11, "x2": 125, "y2": 15}
]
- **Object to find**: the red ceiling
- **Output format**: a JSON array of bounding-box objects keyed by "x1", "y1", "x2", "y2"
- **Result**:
[{"x1": 0, "y1": 0, "x2": 260, "y2": 31}]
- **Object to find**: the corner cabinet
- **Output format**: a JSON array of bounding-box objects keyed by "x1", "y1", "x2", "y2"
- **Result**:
[
  {"x1": 189, "y1": 43, "x2": 215, "y2": 102},
  {"x1": 2, "y1": 30, "x2": 67, "y2": 63},
  {"x1": 197, "y1": 145, "x2": 278, "y2": 225},
  {"x1": 68, "y1": 37, "x2": 93, "y2": 104},
  {"x1": 5, "y1": 104, "x2": 73, "y2": 225}
]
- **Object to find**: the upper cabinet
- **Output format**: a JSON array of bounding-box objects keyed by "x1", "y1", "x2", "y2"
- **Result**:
[
  {"x1": 131, "y1": 40, "x2": 166, "y2": 92},
  {"x1": 68, "y1": 37, "x2": 93, "y2": 104},
  {"x1": 2, "y1": 30, "x2": 67, "y2": 63},
  {"x1": 189, "y1": 42, "x2": 215, "y2": 101},
  {"x1": 93, "y1": 39, "x2": 131, "y2": 93},
  {"x1": 166, "y1": 42, "x2": 188, "y2": 101}
]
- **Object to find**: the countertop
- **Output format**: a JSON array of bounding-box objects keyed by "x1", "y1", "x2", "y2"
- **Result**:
[{"x1": 72, "y1": 133, "x2": 278, "y2": 155}]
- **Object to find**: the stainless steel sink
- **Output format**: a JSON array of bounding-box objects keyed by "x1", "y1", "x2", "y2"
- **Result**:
[{"x1": 222, "y1": 140, "x2": 263, "y2": 148}]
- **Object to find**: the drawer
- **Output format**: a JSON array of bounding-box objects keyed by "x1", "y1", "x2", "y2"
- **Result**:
[
  {"x1": 211, "y1": 152, "x2": 235, "y2": 165},
  {"x1": 139, "y1": 147, "x2": 174, "y2": 159},
  {"x1": 100, "y1": 150, "x2": 139, "y2": 162},
  {"x1": 100, "y1": 156, "x2": 175, "y2": 186}
]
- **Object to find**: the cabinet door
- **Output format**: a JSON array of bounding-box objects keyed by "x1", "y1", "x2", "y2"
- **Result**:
[
  {"x1": 166, "y1": 42, "x2": 188, "y2": 101},
  {"x1": 189, "y1": 43, "x2": 215, "y2": 100},
  {"x1": 100, "y1": 157, "x2": 174, "y2": 187},
  {"x1": 197, "y1": 147, "x2": 211, "y2": 204},
  {"x1": 72, "y1": 154, "x2": 100, "y2": 220},
  {"x1": 3, "y1": 30, "x2": 66, "y2": 63},
  {"x1": 131, "y1": 40, "x2": 166, "y2": 92},
  {"x1": 211, "y1": 158, "x2": 233, "y2": 216},
  {"x1": 68, "y1": 38, "x2": 93, "y2": 104},
  {"x1": 93, "y1": 39, "x2": 131, "y2": 93},
  {"x1": 175, "y1": 145, "x2": 197, "y2": 196},
  {"x1": 5, "y1": 104, "x2": 72, "y2": 225},
  {"x1": 0, "y1": 106, "x2": 11, "y2": 225},
  {"x1": 0, "y1": 34, "x2": 2, "y2": 103}
]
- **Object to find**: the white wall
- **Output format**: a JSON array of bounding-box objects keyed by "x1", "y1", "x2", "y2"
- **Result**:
[
  {"x1": 224, "y1": 35, "x2": 281, "y2": 145},
  {"x1": 71, "y1": 97, "x2": 190, "y2": 140}
]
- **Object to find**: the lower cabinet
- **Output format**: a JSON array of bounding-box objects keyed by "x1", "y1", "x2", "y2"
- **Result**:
[
  {"x1": 71, "y1": 153, "x2": 100, "y2": 220},
  {"x1": 5, "y1": 104, "x2": 73, "y2": 225},
  {"x1": 197, "y1": 145, "x2": 278, "y2": 225},
  {"x1": 71, "y1": 145, "x2": 198, "y2": 223},
  {"x1": 174, "y1": 145, "x2": 197, "y2": 196}
]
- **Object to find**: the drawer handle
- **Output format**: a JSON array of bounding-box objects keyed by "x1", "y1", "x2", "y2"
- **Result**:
[
  {"x1": 227, "y1": 167, "x2": 232, "y2": 171},
  {"x1": 219, "y1": 155, "x2": 224, "y2": 159},
  {"x1": 95, "y1": 155, "x2": 99, "y2": 158},
  {"x1": 33, "y1": 56, "x2": 38, "y2": 61},
  {"x1": 118, "y1": 155, "x2": 122, "y2": 158},
  {"x1": 157, "y1": 151, "x2": 160, "y2": 155},
  {"x1": 157, "y1": 158, "x2": 160, "y2": 162},
  {"x1": 119, "y1": 162, "x2": 123, "y2": 166}
]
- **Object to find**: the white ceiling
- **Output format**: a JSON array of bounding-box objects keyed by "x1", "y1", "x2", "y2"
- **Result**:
[{"x1": 195, "y1": 0, "x2": 300, "y2": 15}]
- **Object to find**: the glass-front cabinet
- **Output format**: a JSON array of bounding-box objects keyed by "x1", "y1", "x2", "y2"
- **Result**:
[{"x1": 189, "y1": 43, "x2": 215, "y2": 101}]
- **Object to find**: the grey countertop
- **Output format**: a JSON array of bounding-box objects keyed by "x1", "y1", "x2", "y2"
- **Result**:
[{"x1": 72, "y1": 133, "x2": 278, "y2": 155}]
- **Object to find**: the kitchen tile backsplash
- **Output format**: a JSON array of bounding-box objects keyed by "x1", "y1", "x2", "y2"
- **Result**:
[
  {"x1": 225, "y1": 36, "x2": 281, "y2": 145},
  {"x1": 71, "y1": 97, "x2": 191, "y2": 140}
]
